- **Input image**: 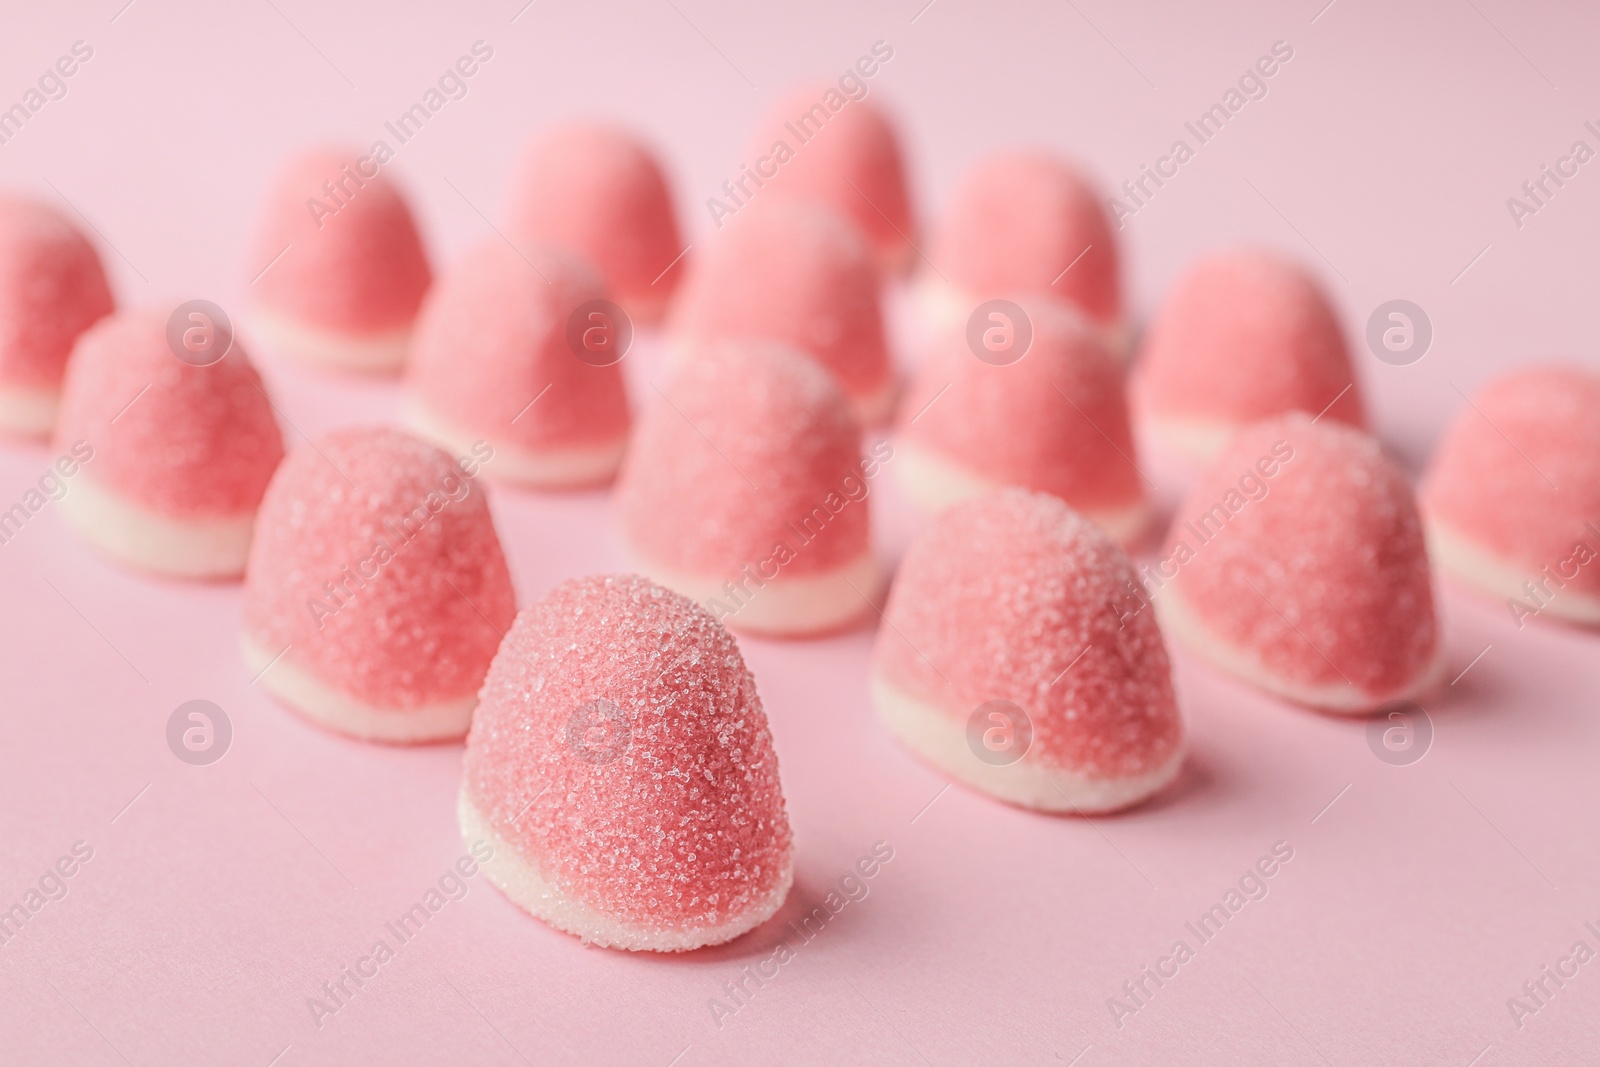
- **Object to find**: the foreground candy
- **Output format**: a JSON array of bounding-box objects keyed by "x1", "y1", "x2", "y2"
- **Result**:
[
  {"x1": 1422, "y1": 365, "x2": 1600, "y2": 626},
  {"x1": 925, "y1": 153, "x2": 1122, "y2": 346},
  {"x1": 506, "y1": 124, "x2": 686, "y2": 323},
  {"x1": 0, "y1": 196, "x2": 114, "y2": 437},
  {"x1": 243, "y1": 427, "x2": 515, "y2": 742},
  {"x1": 740, "y1": 86, "x2": 915, "y2": 274},
  {"x1": 54, "y1": 310, "x2": 282, "y2": 578},
  {"x1": 459, "y1": 573, "x2": 794, "y2": 951},
  {"x1": 896, "y1": 298, "x2": 1146, "y2": 543},
  {"x1": 871, "y1": 489, "x2": 1183, "y2": 812},
  {"x1": 1134, "y1": 248, "x2": 1364, "y2": 464},
  {"x1": 617, "y1": 344, "x2": 881, "y2": 636},
  {"x1": 248, "y1": 148, "x2": 432, "y2": 373},
  {"x1": 403, "y1": 241, "x2": 629, "y2": 488},
  {"x1": 669, "y1": 197, "x2": 895, "y2": 423},
  {"x1": 1159, "y1": 415, "x2": 1440, "y2": 712}
]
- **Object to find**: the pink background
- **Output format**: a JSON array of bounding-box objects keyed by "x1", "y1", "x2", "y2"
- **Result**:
[{"x1": 2, "y1": 1, "x2": 1598, "y2": 1063}]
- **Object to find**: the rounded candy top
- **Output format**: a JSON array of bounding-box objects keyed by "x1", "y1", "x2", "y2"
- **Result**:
[
  {"x1": 405, "y1": 241, "x2": 629, "y2": 454},
  {"x1": 743, "y1": 86, "x2": 915, "y2": 273},
  {"x1": 54, "y1": 309, "x2": 283, "y2": 517},
  {"x1": 1423, "y1": 364, "x2": 1600, "y2": 600},
  {"x1": 1136, "y1": 248, "x2": 1363, "y2": 432},
  {"x1": 669, "y1": 196, "x2": 891, "y2": 410},
  {"x1": 0, "y1": 195, "x2": 115, "y2": 394},
  {"x1": 931, "y1": 153, "x2": 1121, "y2": 327},
  {"x1": 618, "y1": 343, "x2": 868, "y2": 578},
  {"x1": 249, "y1": 148, "x2": 432, "y2": 333},
  {"x1": 506, "y1": 124, "x2": 686, "y2": 315},
  {"x1": 243, "y1": 426, "x2": 514, "y2": 708},
  {"x1": 462, "y1": 573, "x2": 793, "y2": 937},
  {"x1": 875, "y1": 489, "x2": 1182, "y2": 780},
  {"x1": 898, "y1": 299, "x2": 1143, "y2": 523},
  {"x1": 1165, "y1": 414, "x2": 1436, "y2": 704}
]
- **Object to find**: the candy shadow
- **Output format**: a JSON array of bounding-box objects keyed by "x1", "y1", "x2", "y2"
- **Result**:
[{"x1": 1118, "y1": 746, "x2": 1221, "y2": 818}]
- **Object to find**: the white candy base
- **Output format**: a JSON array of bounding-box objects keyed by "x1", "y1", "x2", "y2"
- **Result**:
[
  {"x1": 243, "y1": 636, "x2": 478, "y2": 743},
  {"x1": 1157, "y1": 582, "x2": 1445, "y2": 714},
  {"x1": 894, "y1": 438, "x2": 1148, "y2": 545},
  {"x1": 249, "y1": 308, "x2": 412, "y2": 374},
  {"x1": 871, "y1": 673, "x2": 1184, "y2": 814},
  {"x1": 61, "y1": 473, "x2": 256, "y2": 579},
  {"x1": 402, "y1": 397, "x2": 627, "y2": 489},
  {"x1": 458, "y1": 790, "x2": 792, "y2": 952},
  {"x1": 628, "y1": 546, "x2": 883, "y2": 637}
]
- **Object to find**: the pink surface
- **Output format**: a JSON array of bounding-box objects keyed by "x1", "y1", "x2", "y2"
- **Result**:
[{"x1": 3, "y1": 2, "x2": 1600, "y2": 1065}]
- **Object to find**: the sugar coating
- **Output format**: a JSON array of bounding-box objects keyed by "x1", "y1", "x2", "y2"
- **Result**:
[
  {"x1": 1166, "y1": 414, "x2": 1436, "y2": 698},
  {"x1": 243, "y1": 427, "x2": 515, "y2": 709},
  {"x1": 1423, "y1": 364, "x2": 1600, "y2": 598},
  {"x1": 1135, "y1": 248, "x2": 1364, "y2": 428},
  {"x1": 250, "y1": 148, "x2": 432, "y2": 333},
  {"x1": 618, "y1": 344, "x2": 868, "y2": 578},
  {"x1": 873, "y1": 489, "x2": 1182, "y2": 779},
  {"x1": 404, "y1": 241, "x2": 629, "y2": 452},
  {"x1": 0, "y1": 195, "x2": 114, "y2": 393},
  {"x1": 931, "y1": 153, "x2": 1120, "y2": 327},
  {"x1": 506, "y1": 124, "x2": 686, "y2": 311},
  {"x1": 744, "y1": 87, "x2": 915, "y2": 272},
  {"x1": 668, "y1": 196, "x2": 891, "y2": 404},
  {"x1": 53, "y1": 310, "x2": 283, "y2": 517},
  {"x1": 461, "y1": 574, "x2": 793, "y2": 939},
  {"x1": 898, "y1": 299, "x2": 1143, "y2": 514}
]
